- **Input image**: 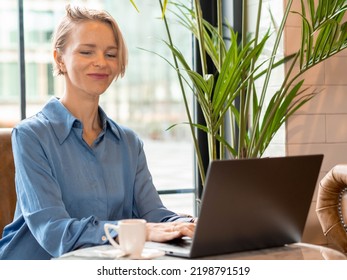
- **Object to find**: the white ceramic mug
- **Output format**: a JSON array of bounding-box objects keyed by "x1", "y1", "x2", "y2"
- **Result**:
[{"x1": 104, "y1": 219, "x2": 146, "y2": 258}]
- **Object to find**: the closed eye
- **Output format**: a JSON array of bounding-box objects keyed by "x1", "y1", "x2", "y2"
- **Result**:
[
  {"x1": 106, "y1": 53, "x2": 117, "y2": 58},
  {"x1": 80, "y1": 51, "x2": 93, "y2": 55}
]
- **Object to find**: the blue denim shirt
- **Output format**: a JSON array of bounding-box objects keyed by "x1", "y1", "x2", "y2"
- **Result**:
[{"x1": 0, "y1": 97, "x2": 187, "y2": 259}]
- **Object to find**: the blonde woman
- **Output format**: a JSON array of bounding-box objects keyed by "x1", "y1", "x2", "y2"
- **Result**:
[{"x1": 0, "y1": 5, "x2": 195, "y2": 260}]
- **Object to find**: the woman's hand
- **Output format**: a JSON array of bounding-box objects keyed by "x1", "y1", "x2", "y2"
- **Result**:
[{"x1": 146, "y1": 222, "x2": 196, "y2": 242}]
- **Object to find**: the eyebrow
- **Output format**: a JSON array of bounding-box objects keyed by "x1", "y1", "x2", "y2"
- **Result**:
[{"x1": 78, "y1": 44, "x2": 118, "y2": 50}]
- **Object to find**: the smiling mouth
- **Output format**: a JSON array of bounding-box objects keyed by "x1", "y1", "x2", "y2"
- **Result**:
[{"x1": 87, "y1": 73, "x2": 109, "y2": 80}]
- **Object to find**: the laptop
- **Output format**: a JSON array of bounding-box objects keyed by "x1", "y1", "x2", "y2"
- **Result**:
[{"x1": 147, "y1": 154, "x2": 324, "y2": 258}]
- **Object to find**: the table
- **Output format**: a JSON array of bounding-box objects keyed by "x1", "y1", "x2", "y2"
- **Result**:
[{"x1": 56, "y1": 242, "x2": 347, "y2": 260}]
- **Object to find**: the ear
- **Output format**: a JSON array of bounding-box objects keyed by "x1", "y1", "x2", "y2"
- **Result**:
[
  {"x1": 54, "y1": 49, "x2": 65, "y2": 73},
  {"x1": 54, "y1": 49, "x2": 62, "y2": 63}
]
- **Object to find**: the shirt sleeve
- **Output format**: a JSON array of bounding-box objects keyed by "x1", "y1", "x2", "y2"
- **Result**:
[{"x1": 12, "y1": 127, "x2": 116, "y2": 257}]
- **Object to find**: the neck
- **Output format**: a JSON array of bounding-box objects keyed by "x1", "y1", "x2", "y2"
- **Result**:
[{"x1": 60, "y1": 93, "x2": 102, "y2": 145}]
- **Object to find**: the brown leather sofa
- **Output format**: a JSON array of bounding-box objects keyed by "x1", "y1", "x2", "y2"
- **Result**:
[
  {"x1": 0, "y1": 128, "x2": 16, "y2": 234},
  {"x1": 316, "y1": 164, "x2": 347, "y2": 253}
]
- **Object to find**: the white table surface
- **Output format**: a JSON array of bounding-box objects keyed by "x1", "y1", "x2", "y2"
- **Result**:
[{"x1": 55, "y1": 242, "x2": 347, "y2": 260}]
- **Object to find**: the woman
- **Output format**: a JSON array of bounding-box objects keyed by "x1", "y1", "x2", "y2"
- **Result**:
[{"x1": 0, "y1": 5, "x2": 195, "y2": 260}]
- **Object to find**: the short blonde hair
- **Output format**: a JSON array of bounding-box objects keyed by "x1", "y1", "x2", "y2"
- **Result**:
[{"x1": 52, "y1": 5, "x2": 128, "y2": 78}]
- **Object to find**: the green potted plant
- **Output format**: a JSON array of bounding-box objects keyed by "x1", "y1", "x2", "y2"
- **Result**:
[{"x1": 130, "y1": 0, "x2": 347, "y2": 187}]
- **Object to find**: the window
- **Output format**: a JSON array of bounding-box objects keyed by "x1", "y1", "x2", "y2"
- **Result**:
[{"x1": 0, "y1": 0, "x2": 194, "y2": 215}]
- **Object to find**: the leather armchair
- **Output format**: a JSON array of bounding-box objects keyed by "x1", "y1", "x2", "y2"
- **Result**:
[
  {"x1": 0, "y1": 128, "x2": 16, "y2": 234},
  {"x1": 316, "y1": 164, "x2": 347, "y2": 253}
]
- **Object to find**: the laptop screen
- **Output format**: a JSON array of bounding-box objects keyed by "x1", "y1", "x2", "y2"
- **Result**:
[{"x1": 189, "y1": 154, "x2": 324, "y2": 258}]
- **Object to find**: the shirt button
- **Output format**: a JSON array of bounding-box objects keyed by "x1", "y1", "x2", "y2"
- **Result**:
[{"x1": 101, "y1": 235, "x2": 107, "y2": 242}]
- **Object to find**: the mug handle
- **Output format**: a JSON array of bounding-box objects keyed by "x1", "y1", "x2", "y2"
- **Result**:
[{"x1": 104, "y1": 223, "x2": 121, "y2": 248}]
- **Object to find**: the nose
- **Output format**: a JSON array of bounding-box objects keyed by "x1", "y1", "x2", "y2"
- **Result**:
[{"x1": 93, "y1": 52, "x2": 106, "y2": 68}]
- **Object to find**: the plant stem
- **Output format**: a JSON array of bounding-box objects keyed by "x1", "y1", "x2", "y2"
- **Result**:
[
  {"x1": 194, "y1": 0, "x2": 207, "y2": 76},
  {"x1": 159, "y1": 0, "x2": 206, "y2": 184},
  {"x1": 243, "y1": 0, "x2": 263, "y2": 158},
  {"x1": 249, "y1": 0, "x2": 293, "y2": 157},
  {"x1": 217, "y1": 0, "x2": 224, "y2": 159},
  {"x1": 237, "y1": 0, "x2": 248, "y2": 158}
]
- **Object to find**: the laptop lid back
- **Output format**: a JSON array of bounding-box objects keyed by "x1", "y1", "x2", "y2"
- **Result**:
[{"x1": 189, "y1": 154, "x2": 323, "y2": 258}]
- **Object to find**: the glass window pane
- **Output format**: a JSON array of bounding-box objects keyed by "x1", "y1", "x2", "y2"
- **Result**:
[
  {"x1": 160, "y1": 193, "x2": 195, "y2": 216},
  {"x1": 0, "y1": 1, "x2": 20, "y2": 127}
]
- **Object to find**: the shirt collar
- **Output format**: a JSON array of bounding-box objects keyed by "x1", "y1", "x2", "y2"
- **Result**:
[
  {"x1": 98, "y1": 105, "x2": 121, "y2": 139},
  {"x1": 42, "y1": 97, "x2": 120, "y2": 144}
]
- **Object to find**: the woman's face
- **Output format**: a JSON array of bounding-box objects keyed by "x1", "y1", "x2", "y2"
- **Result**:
[{"x1": 56, "y1": 20, "x2": 119, "y2": 99}]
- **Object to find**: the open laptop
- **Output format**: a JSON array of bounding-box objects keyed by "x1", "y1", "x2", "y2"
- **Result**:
[{"x1": 147, "y1": 154, "x2": 324, "y2": 258}]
